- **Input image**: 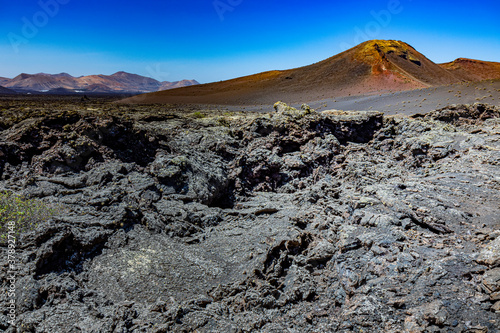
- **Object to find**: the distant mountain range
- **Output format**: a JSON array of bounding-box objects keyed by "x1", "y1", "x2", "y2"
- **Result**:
[
  {"x1": 120, "y1": 40, "x2": 500, "y2": 105},
  {"x1": 0, "y1": 72, "x2": 199, "y2": 94}
]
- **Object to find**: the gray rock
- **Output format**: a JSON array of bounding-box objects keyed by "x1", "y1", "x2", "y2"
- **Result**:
[
  {"x1": 1, "y1": 101, "x2": 499, "y2": 332},
  {"x1": 476, "y1": 237, "x2": 500, "y2": 267},
  {"x1": 482, "y1": 268, "x2": 500, "y2": 294}
]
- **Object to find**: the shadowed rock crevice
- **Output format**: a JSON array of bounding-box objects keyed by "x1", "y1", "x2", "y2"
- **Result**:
[
  {"x1": 34, "y1": 229, "x2": 108, "y2": 277},
  {"x1": 0, "y1": 112, "x2": 159, "y2": 176},
  {"x1": 230, "y1": 104, "x2": 383, "y2": 192},
  {"x1": 420, "y1": 103, "x2": 500, "y2": 125}
]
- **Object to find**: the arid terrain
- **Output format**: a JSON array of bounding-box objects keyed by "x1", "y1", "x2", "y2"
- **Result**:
[
  {"x1": 0, "y1": 93, "x2": 499, "y2": 332},
  {"x1": 216, "y1": 79, "x2": 500, "y2": 115},
  {"x1": 308, "y1": 79, "x2": 500, "y2": 115},
  {"x1": 1, "y1": 38, "x2": 500, "y2": 332},
  {"x1": 120, "y1": 40, "x2": 500, "y2": 107}
]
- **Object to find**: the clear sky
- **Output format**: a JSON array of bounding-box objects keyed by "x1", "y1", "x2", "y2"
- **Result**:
[{"x1": 1, "y1": 0, "x2": 499, "y2": 83}]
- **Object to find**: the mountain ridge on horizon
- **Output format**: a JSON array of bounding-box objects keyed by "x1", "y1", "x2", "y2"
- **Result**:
[
  {"x1": 0, "y1": 71, "x2": 199, "y2": 94},
  {"x1": 118, "y1": 39, "x2": 500, "y2": 105}
]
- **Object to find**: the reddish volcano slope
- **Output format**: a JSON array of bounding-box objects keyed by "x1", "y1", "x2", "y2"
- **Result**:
[
  {"x1": 439, "y1": 58, "x2": 500, "y2": 82},
  {"x1": 120, "y1": 40, "x2": 471, "y2": 105}
]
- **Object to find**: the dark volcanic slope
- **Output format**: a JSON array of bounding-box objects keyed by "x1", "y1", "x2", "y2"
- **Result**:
[
  {"x1": 0, "y1": 85, "x2": 16, "y2": 94},
  {"x1": 120, "y1": 40, "x2": 477, "y2": 105}
]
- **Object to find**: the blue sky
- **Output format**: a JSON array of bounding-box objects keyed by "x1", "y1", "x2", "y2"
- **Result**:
[{"x1": 1, "y1": 0, "x2": 499, "y2": 83}]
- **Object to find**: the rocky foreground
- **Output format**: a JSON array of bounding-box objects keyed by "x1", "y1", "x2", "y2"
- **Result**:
[{"x1": 0, "y1": 100, "x2": 500, "y2": 332}]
